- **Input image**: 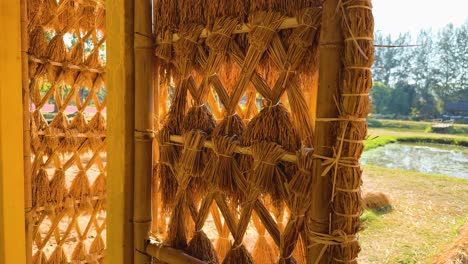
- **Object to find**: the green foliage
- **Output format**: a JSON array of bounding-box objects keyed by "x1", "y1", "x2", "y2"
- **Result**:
[
  {"x1": 370, "y1": 82, "x2": 392, "y2": 114},
  {"x1": 372, "y1": 22, "x2": 468, "y2": 119},
  {"x1": 368, "y1": 119, "x2": 430, "y2": 131},
  {"x1": 360, "y1": 210, "x2": 379, "y2": 224},
  {"x1": 364, "y1": 135, "x2": 397, "y2": 151},
  {"x1": 397, "y1": 136, "x2": 468, "y2": 147}
]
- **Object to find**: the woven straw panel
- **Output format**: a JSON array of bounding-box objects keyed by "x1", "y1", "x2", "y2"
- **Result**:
[
  {"x1": 153, "y1": 8, "x2": 322, "y2": 264},
  {"x1": 27, "y1": 0, "x2": 107, "y2": 263}
]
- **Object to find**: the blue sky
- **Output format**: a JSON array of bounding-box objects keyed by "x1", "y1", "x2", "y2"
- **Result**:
[{"x1": 373, "y1": 0, "x2": 468, "y2": 37}]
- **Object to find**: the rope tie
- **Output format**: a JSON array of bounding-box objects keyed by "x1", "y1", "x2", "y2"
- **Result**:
[
  {"x1": 345, "y1": 66, "x2": 372, "y2": 70},
  {"x1": 308, "y1": 230, "x2": 357, "y2": 264},
  {"x1": 335, "y1": 137, "x2": 364, "y2": 144},
  {"x1": 254, "y1": 25, "x2": 276, "y2": 32},
  {"x1": 344, "y1": 37, "x2": 373, "y2": 42},
  {"x1": 341, "y1": 93, "x2": 369, "y2": 97},
  {"x1": 215, "y1": 152, "x2": 233, "y2": 158},
  {"x1": 315, "y1": 117, "x2": 366, "y2": 122},
  {"x1": 335, "y1": 186, "x2": 360, "y2": 193},
  {"x1": 333, "y1": 210, "x2": 360, "y2": 218},
  {"x1": 232, "y1": 243, "x2": 243, "y2": 250},
  {"x1": 333, "y1": 257, "x2": 358, "y2": 263},
  {"x1": 346, "y1": 5, "x2": 372, "y2": 10}
]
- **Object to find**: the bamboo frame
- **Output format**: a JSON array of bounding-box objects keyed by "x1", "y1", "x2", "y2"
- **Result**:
[
  {"x1": 159, "y1": 17, "x2": 301, "y2": 43},
  {"x1": 308, "y1": 0, "x2": 343, "y2": 262},
  {"x1": 106, "y1": 0, "x2": 136, "y2": 262},
  {"x1": 146, "y1": 241, "x2": 207, "y2": 264},
  {"x1": 20, "y1": 0, "x2": 33, "y2": 261},
  {"x1": 166, "y1": 135, "x2": 301, "y2": 163},
  {"x1": 0, "y1": 1, "x2": 27, "y2": 262},
  {"x1": 133, "y1": 0, "x2": 154, "y2": 263}
]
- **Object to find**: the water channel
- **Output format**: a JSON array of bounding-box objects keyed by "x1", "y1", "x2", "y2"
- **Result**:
[{"x1": 360, "y1": 142, "x2": 468, "y2": 178}]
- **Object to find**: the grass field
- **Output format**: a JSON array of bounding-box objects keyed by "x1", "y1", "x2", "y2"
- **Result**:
[
  {"x1": 368, "y1": 119, "x2": 468, "y2": 136},
  {"x1": 360, "y1": 124, "x2": 468, "y2": 263},
  {"x1": 359, "y1": 165, "x2": 468, "y2": 263}
]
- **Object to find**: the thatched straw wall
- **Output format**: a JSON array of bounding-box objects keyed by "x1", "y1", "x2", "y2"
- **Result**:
[
  {"x1": 151, "y1": 0, "x2": 374, "y2": 263},
  {"x1": 24, "y1": 0, "x2": 107, "y2": 262},
  {"x1": 20, "y1": 0, "x2": 373, "y2": 263}
]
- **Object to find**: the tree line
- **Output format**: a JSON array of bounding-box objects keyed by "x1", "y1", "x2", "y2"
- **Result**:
[{"x1": 371, "y1": 22, "x2": 467, "y2": 119}]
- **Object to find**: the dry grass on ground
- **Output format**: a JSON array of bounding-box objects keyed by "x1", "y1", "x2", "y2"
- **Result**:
[
  {"x1": 433, "y1": 224, "x2": 468, "y2": 264},
  {"x1": 359, "y1": 165, "x2": 468, "y2": 263}
]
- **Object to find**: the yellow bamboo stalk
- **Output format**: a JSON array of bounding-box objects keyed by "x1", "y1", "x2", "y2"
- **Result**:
[
  {"x1": 0, "y1": 1, "x2": 27, "y2": 262},
  {"x1": 158, "y1": 17, "x2": 300, "y2": 43},
  {"x1": 133, "y1": 0, "x2": 154, "y2": 263},
  {"x1": 20, "y1": 0, "x2": 32, "y2": 262},
  {"x1": 308, "y1": 0, "x2": 343, "y2": 262},
  {"x1": 106, "y1": 0, "x2": 136, "y2": 262},
  {"x1": 166, "y1": 135, "x2": 301, "y2": 163},
  {"x1": 146, "y1": 241, "x2": 207, "y2": 264}
]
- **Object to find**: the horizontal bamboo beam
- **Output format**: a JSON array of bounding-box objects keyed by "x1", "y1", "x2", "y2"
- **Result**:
[
  {"x1": 168, "y1": 135, "x2": 300, "y2": 163},
  {"x1": 146, "y1": 241, "x2": 207, "y2": 264},
  {"x1": 160, "y1": 17, "x2": 300, "y2": 44},
  {"x1": 36, "y1": 131, "x2": 106, "y2": 138}
]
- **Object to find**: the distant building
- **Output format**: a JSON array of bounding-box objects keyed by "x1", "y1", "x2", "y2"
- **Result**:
[{"x1": 443, "y1": 101, "x2": 468, "y2": 122}]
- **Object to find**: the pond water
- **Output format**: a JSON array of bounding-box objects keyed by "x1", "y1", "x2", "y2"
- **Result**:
[{"x1": 361, "y1": 142, "x2": 468, "y2": 178}]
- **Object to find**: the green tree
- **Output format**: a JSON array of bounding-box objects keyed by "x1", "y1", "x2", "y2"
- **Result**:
[
  {"x1": 388, "y1": 81, "x2": 416, "y2": 116},
  {"x1": 370, "y1": 82, "x2": 392, "y2": 114}
]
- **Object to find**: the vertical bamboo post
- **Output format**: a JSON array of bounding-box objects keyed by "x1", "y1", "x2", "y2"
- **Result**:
[
  {"x1": 152, "y1": 69, "x2": 160, "y2": 233},
  {"x1": 107, "y1": 0, "x2": 136, "y2": 262},
  {"x1": 0, "y1": 0, "x2": 27, "y2": 262},
  {"x1": 20, "y1": 0, "x2": 33, "y2": 262},
  {"x1": 133, "y1": 0, "x2": 154, "y2": 262},
  {"x1": 308, "y1": 0, "x2": 343, "y2": 262}
]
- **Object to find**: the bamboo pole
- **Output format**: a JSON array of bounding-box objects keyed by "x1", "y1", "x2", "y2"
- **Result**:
[
  {"x1": 106, "y1": 0, "x2": 136, "y2": 262},
  {"x1": 20, "y1": 0, "x2": 33, "y2": 262},
  {"x1": 0, "y1": 1, "x2": 27, "y2": 262},
  {"x1": 166, "y1": 135, "x2": 302, "y2": 163},
  {"x1": 308, "y1": 0, "x2": 343, "y2": 262},
  {"x1": 158, "y1": 17, "x2": 300, "y2": 43},
  {"x1": 146, "y1": 241, "x2": 207, "y2": 264},
  {"x1": 133, "y1": 0, "x2": 154, "y2": 262},
  {"x1": 151, "y1": 64, "x2": 162, "y2": 234}
]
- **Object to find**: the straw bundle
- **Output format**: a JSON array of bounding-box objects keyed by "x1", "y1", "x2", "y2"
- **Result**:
[
  {"x1": 363, "y1": 192, "x2": 391, "y2": 211},
  {"x1": 167, "y1": 130, "x2": 208, "y2": 250},
  {"x1": 33, "y1": 168, "x2": 49, "y2": 208},
  {"x1": 48, "y1": 169, "x2": 67, "y2": 205},
  {"x1": 252, "y1": 213, "x2": 277, "y2": 264},
  {"x1": 328, "y1": 0, "x2": 374, "y2": 262},
  {"x1": 32, "y1": 250, "x2": 47, "y2": 264},
  {"x1": 71, "y1": 241, "x2": 87, "y2": 262},
  {"x1": 181, "y1": 104, "x2": 216, "y2": 198},
  {"x1": 223, "y1": 245, "x2": 255, "y2": 264},
  {"x1": 216, "y1": 223, "x2": 232, "y2": 262},
  {"x1": 226, "y1": 12, "x2": 285, "y2": 116},
  {"x1": 243, "y1": 104, "x2": 300, "y2": 152},
  {"x1": 223, "y1": 141, "x2": 286, "y2": 264},
  {"x1": 203, "y1": 136, "x2": 244, "y2": 201},
  {"x1": 279, "y1": 149, "x2": 314, "y2": 264},
  {"x1": 187, "y1": 191, "x2": 219, "y2": 263},
  {"x1": 167, "y1": 189, "x2": 189, "y2": 250},
  {"x1": 48, "y1": 245, "x2": 67, "y2": 264},
  {"x1": 250, "y1": 142, "x2": 287, "y2": 206}
]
